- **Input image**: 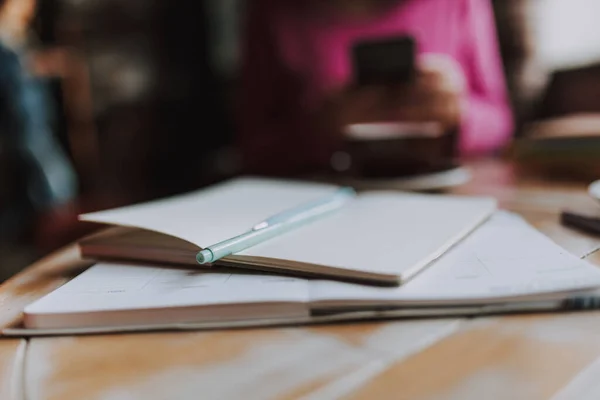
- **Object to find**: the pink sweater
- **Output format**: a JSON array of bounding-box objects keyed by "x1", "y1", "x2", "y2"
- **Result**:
[{"x1": 239, "y1": 0, "x2": 513, "y2": 174}]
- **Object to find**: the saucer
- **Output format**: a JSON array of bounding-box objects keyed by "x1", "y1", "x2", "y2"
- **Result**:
[
  {"x1": 588, "y1": 179, "x2": 600, "y2": 202},
  {"x1": 341, "y1": 166, "x2": 472, "y2": 192}
]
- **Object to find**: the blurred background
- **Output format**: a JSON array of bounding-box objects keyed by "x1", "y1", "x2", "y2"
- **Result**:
[{"x1": 2, "y1": 0, "x2": 600, "y2": 280}]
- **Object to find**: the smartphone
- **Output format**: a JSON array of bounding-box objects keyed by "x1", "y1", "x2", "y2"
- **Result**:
[
  {"x1": 352, "y1": 36, "x2": 416, "y2": 86},
  {"x1": 342, "y1": 36, "x2": 459, "y2": 179}
]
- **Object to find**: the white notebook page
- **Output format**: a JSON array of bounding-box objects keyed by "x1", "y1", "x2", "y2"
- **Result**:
[
  {"x1": 80, "y1": 178, "x2": 496, "y2": 279},
  {"x1": 310, "y1": 212, "x2": 600, "y2": 306},
  {"x1": 80, "y1": 178, "x2": 341, "y2": 247},
  {"x1": 25, "y1": 264, "x2": 309, "y2": 315},
  {"x1": 240, "y1": 192, "x2": 496, "y2": 277}
]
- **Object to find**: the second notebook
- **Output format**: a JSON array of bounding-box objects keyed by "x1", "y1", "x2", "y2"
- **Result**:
[{"x1": 79, "y1": 178, "x2": 496, "y2": 285}]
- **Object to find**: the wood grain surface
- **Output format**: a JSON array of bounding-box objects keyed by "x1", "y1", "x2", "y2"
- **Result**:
[
  {"x1": 3, "y1": 159, "x2": 600, "y2": 400},
  {"x1": 0, "y1": 339, "x2": 25, "y2": 400}
]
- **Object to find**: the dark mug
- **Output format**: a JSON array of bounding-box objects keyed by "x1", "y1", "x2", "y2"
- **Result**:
[{"x1": 330, "y1": 123, "x2": 459, "y2": 178}]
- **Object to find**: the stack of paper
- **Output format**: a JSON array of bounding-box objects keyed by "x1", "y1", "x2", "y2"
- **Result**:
[{"x1": 9, "y1": 176, "x2": 600, "y2": 336}]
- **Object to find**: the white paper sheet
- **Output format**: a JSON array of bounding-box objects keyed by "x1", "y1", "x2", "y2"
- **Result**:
[
  {"x1": 239, "y1": 191, "x2": 496, "y2": 278},
  {"x1": 25, "y1": 264, "x2": 309, "y2": 315},
  {"x1": 80, "y1": 178, "x2": 341, "y2": 247},
  {"x1": 310, "y1": 212, "x2": 600, "y2": 306}
]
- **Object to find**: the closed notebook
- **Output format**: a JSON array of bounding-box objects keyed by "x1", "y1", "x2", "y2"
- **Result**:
[
  {"x1": 79, "y1": 177, "x2": 496, "y2": 285},
  {"x1": 18, "y1": 213, "x2": 600, "y2": 334}
]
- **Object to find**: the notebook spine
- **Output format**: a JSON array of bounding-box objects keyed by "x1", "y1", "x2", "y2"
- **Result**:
[{"x1": 564, "y1": 296, "x2": 600, "y2": 310}]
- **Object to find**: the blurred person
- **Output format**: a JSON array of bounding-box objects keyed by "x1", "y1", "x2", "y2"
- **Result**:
[
  {"x1": 0, "y1": 0, "x2": 78, "y2": 247},
  {"x1": 238, "y1": 0, "x2": 514, "y2": 175}
]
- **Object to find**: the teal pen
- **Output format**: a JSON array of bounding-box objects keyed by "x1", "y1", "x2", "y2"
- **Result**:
[{"x1": 196, "y1": 187, "x2": 356, "y2": 264}]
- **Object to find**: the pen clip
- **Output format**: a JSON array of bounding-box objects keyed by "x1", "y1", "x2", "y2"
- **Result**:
[{"x1": 252, "y1": 221, "x2": 269, "y2": 231}]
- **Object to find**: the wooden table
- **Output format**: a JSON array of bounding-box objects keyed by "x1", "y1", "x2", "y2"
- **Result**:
[{"x1": 3, "y1": 159, "x2": 600, "y2": 400}]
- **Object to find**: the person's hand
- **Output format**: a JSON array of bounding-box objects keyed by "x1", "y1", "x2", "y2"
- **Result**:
[
  {"x1": 322, "y1": 53, "x2": 466, "y2": 139},
  {"x1": 390, "y1": 53, "x2": 466, "y2": 131},
  {"x1": 321, "y1": 84, "x2": 390, "y2": 135}
]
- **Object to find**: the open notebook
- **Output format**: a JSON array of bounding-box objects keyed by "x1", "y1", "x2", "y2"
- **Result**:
[
  {"x1": 15, "y1": 213, "x2": 600, "y2": 335},
  {"x1": 79, "y1": 177, "x2": 495, "y2": 285}
]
